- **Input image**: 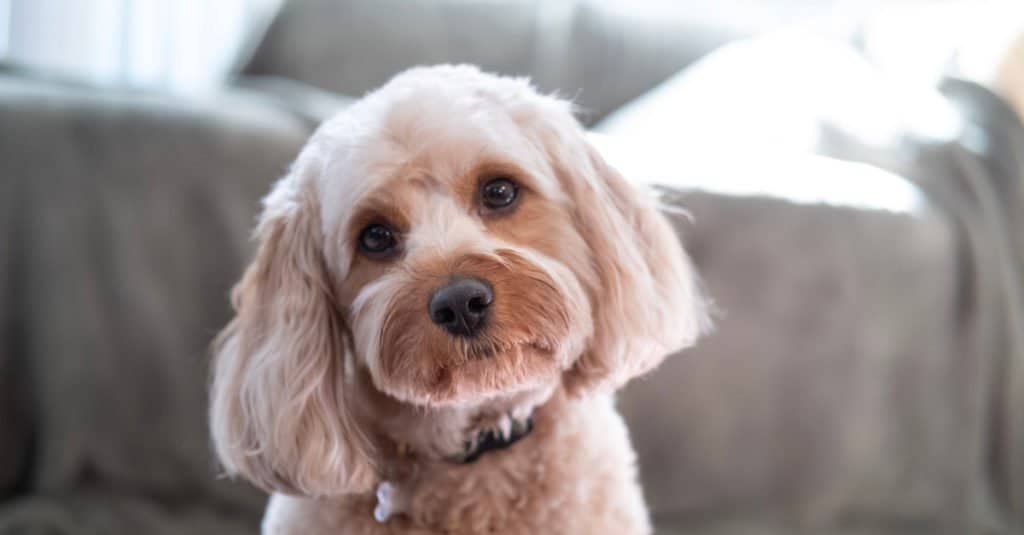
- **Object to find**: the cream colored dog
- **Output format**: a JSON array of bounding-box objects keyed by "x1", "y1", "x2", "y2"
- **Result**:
[{"x1": 209, "y1": 65, "x2": 707, "y2": 534}]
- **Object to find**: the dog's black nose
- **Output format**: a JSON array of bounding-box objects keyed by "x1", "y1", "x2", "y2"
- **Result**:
[{"x1": 428, "y1": 277, "x2": 493, "y2": 337}]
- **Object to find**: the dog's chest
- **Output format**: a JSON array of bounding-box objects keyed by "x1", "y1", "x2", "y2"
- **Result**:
[
  {"x1": 372, "y1": 397, "x2": 649, "y2": 534},
  {"x1": 267, "y1": 396, "x2": 650, "y2": 534}
]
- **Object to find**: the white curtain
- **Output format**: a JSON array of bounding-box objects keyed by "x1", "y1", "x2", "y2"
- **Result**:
[
  {"x1": 2, "y1": 0, "x2": 280, "y2": 92},
  {"x1": 0, "y1": 1, "x2": 10, "y2": 60}
]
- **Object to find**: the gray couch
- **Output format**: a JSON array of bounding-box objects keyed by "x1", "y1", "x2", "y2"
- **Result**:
[{"x1": 2, "y1": 1, "x2": 1023, "y2": 534}]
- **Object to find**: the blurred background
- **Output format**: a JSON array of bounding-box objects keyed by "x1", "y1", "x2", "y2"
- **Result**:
[{"x1": 1, "y1": 1, "x2": 1023, "y2": 534}]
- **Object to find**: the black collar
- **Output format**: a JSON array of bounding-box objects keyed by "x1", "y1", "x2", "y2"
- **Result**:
[{"x1": 456, "y1": 416, "x2": 534, "y2": 464}]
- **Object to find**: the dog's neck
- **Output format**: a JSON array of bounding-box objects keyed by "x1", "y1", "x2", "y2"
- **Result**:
[
  {"x1": 367, "y1": 389, "x2": 581, "y2": 525},
  {"x1": 447, "y1": 412, "x2": 535, "y2": 464},
  {"x1": 357, "y1": 373, "x2": 554, "y2": 464}
]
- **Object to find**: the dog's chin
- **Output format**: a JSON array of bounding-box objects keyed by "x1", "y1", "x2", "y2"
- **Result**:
[
  {"x1": 462, "y1": 338, "x2": 554, "y2": 361},
  {"x1": 375, "y1": 338, "x2": 573, "y2": 408}
]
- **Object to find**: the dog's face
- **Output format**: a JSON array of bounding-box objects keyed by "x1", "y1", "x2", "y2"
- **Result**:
[
  {"x1": 210, "y1": 66, "x2": 707, "y2": 498},
  {"x1": 334, "y1": 95, "x2": 592, "y2": 406}
]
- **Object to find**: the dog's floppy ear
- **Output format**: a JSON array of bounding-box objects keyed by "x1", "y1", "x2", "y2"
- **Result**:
[
  {"x1": 209, "y1": 167, "x2": 376, "y2": 497},
  {"x1": 534, "y1": 104, "x2": 709, "y2": 394}
]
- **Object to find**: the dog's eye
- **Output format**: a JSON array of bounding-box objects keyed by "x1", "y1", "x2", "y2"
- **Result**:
[
  {"x1": 480, "y1": 177, "x2": 519, "y2": 211},
  {"x1": 358, "y1": 223, "x2": 397, "y2": 257}
]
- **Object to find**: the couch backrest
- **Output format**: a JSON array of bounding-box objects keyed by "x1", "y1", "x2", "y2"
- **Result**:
[{"x1": 240, "y1": 0, "x2": 754, "y2": 124}]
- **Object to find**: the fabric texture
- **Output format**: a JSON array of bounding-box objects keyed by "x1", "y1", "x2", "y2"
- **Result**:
[
  {"x1": 242, "y1": 0, "x2": 752, "y2": 125},
  {"x1": 601, "y1": 36, "x2": 1024, "y2": 534},
  {"x1": 0, "y1": 74, "x2": 310, "y2": 534}
]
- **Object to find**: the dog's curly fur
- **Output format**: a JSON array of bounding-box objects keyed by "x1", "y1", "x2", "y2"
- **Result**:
[{"x1": 209, "y1": 65, "x2": 708, "y2": 534}]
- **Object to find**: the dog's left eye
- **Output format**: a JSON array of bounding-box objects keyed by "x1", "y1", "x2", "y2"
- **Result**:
[
  {"x1": 480, "y1": 177, "x2": 519, "y2": 210},
  {"x1": 358, "y1": 223, "x2": 397, "y2": 257}
]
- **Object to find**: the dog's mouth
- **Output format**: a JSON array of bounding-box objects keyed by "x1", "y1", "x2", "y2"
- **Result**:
[
  {"x1": 401, "y1": 338, "x2": 562, "y2": 405},
  {"x1": 463, "y1": 338, "x2": 554, "y2": 361}
]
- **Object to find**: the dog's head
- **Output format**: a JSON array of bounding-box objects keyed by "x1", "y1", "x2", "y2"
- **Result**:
[{"x1": 210, "y1": 65, "x2": 708, "y2": 497}]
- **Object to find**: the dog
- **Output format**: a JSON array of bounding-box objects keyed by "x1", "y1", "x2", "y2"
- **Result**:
[{"x1": 209, "y1": 65, "x2": 708, "y2": 534}]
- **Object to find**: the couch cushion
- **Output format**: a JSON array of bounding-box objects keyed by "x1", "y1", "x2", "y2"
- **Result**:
[
  {"x1": 0, "y1": 74, "x2": 311, "y2": 531},
  {"x1": 0, "y1": 100, "x2": 28, "y2": 500},
  {"x1": 598, "y1": 35, "x2": 1024, "y2": 533},
  {"x1": 0, "y1": 493, "x2": 257, "y2": 535},
  {"x1": 628, "y1": 188, "x2": 963, "y2": 532}
]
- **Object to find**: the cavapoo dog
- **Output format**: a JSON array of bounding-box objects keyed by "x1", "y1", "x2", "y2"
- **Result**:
[{"x1": 210, "y1": 65, "x2": 708, "y2": 534}]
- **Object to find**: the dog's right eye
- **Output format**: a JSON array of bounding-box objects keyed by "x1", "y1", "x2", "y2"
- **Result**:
[
  {"x1": 358, "y1": 223, "x2": 397, "y2": 257},
  {"x1": 480, "y1": 177, "x2": 519, "y2": 212}
]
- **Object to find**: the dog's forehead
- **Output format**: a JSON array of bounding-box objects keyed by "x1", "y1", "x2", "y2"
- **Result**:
[
  {"x1": 370, "y1": 89, "x2": 541, "y2": 181},
  {"x1": 319, "y1": 90, "x2": 563, "y2": 239}
]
